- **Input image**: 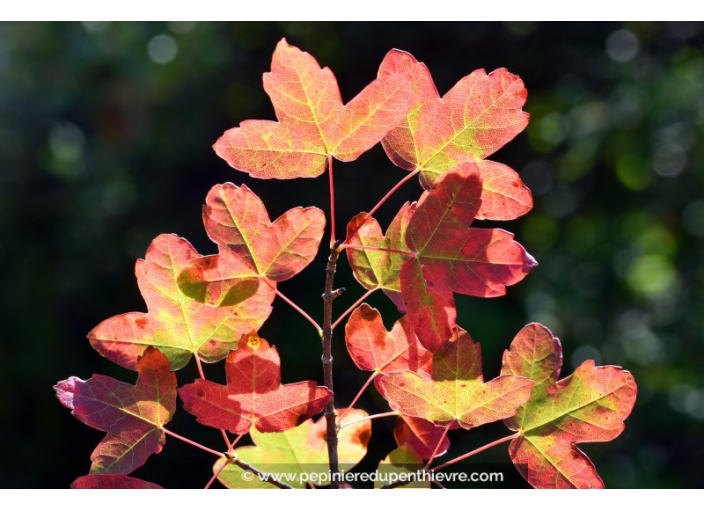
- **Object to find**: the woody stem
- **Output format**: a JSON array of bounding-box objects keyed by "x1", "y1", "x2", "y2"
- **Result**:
[{"x1": 322, "y1": 246, "x2": 343, "y2": 488}]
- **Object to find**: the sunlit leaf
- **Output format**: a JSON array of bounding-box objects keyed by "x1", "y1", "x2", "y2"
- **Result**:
[
  {"x1": 89, "y1": 234, "x2": 274, "y2": 370},
  {"x1": 71, "y1": 474, "x2": 163, "y2": 489},
  {"x1": 214, "y1": 39, "x2": 413, "y2": 179},
  {"x1": 380, "y1": 327, "x2": 533, "y2": 429},
  {"x1": 55, "y1": 348, "x2": 176, "y2": 474},
  {"x1": 216, "y1": 408, "x2": 370, "y2": 489},
  {"x1": 346, "y1": 203, "x2": 415, "y2": 312},
  {"x1": 402, "y1": 164, "x2": 536, "y2": 350},
  {"x1": 374, "y1": 446, "x2": 430, "y2": 489},
  {"x1": 379, "y1": 50, "x2": 532, "y2": 221},
  {"x1": 179, "y1": 332, "x2": 332, "y2": 434},
  {"x1": 394, "y1": 416, "x2": 450, "y2": 460},
  {"x1": 179, "y1": 182, "x2": 325, "y2": 305},
  {"x1": 345, "y1": 303, "x2": 432, "y2": 377},
  {"x1": 501, "y1": 323, "x2": 638, "y2": 489}
]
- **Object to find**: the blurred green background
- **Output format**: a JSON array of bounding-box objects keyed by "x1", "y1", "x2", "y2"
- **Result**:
[{"x1": 1, "y1": 21, "x2": 703, "y2": 488}]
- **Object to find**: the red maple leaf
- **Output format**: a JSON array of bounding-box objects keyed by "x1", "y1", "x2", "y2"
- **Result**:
[
  {"x1": 179, "y1": 332, "x2": 333, "y2": 434},
  {"x1": 55, "y1": 348, "x2": 176, "y2": 474},
  {"x1": 501, "y1": 323, "x2": 638, "y2": 489},
  {"x1": 378, "y1": 49, "x2": 532, "y2": 221},
  {"x1": 213, "y1": 39, "x2": 413, "y2": 179}
]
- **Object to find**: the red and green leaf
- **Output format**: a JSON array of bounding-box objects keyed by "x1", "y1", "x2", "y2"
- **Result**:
[
  {"x1": 394, "y1": 416, "x2": 450, "y2": 460},
  {"x1": 214, "y1": 39, "x2": 413, "y2": 179},
  {"x1": 402, "y1": 164, "x2": 536, "y2": 350},
  {"x1": 179, "y1": 182, "x2": 325, "y2": 304},
  {"x1": 501, "y1": 323, "x2": 638, "y2": 489},
  {"x1": 71, "y1": 474, "x2": 163, "y2": 489},
  {"x1": 54, "y1": 348, "x2": 176, "y2": 475},
  {"x1": 375, "y1": 446, "x2": 429, "y2": 489},
  {"x1": 346, "y1": 203, "x2": 415, "y2": 312},
  {"x1": 345, "y1": 303, "x2": 432, "y2": 377},
  {"x1": 378, "y1": 50, "x2": 532, "y2": 221},
  {"x1": 379, "y1": 327, "x2": 533, "y2": 429},
  {"x1": 179, "y1": 332, "x2": 332, "y2": 434},
  {"x1": 216, "y1": 408, "x2": 370, "y2": 489},
  {"x1": 89, "y1": 234, "x2": 274, "y2": 370}
]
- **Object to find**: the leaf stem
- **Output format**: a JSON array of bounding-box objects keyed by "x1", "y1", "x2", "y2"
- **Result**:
[
  {"x1": 194, "y1": 355, "x2": 206, "y2": 380},
  {"x1": 337, "y1": 372, "x2": 378, "y2": 423},
  {"x1": 322, "y1": 248, "x2": 342, "y2": 488},
  {"x1": 339, "y1": 244, "x2": 415, "y2": 257},
  {"x1": 424, "y1": 422, "x2": 453, "y2": 470},
  {"x1": 265, "y1": 280, "x2": 323, "y2": 336},
  {"x1": 230, "y1": 433, "x2": 245, "y2": 449},
  {"x1": 328, "y1": 155, "x2": 336, "y2": 247},
  {"x1": 343, "y1": 167, "x2": 419, "y2": 245},
  {"x1": 431, "y1": 432, "x2": 519, "y2": 472},
  {"x1": 162, "y1": 428, "x2": 225, "y2": 458},
  {"x1": 221, "y1": 430, "x2": 233, "y2": 453},
  {"x1": 331, "y1": 288, "x2": 377, "y2": 331},
  {"x1": 205, "y1": 459, "x2": 231, "y2": 489},
  {"x1": 195, "y1": 355, "x2": 236, "y2": 453},
  {"x1": 339, "y1": 411, "x2": 399, "y2": 429}
]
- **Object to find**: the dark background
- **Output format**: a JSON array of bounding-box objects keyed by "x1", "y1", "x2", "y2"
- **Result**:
[{"x1": 1, "y1": 21, "x2": 703, "y2": 488}]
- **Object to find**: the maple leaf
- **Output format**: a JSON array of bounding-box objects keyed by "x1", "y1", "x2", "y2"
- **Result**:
[
  {"x1": 375, "y1": 446, "x2": 430, "y2": 489},
  {"x1": 394, "y1": 416, "x2": 450, "y2": 460},
  {"x1": 402, "y1": 164, "x2": 537, "y2": 350},
  {"x1": 346, "y1": 203, "x2": 415, "y2": 312},
  {"x1": 179, "y1": 332, "x2": 332, "y2": 434},
  {"x1": 71, "y1": 474, "x2": 163, "y2": 489},
  {"x1": 213, "y1": 39, "x2": 413, "y2": 179},
  {"x1": 345, "y1": 303, "x2": 432, "y2": 377},
  {"x1": 89, "y1": 234, "x2": 274, "y2": 370},
  {"x1": 378, "y1": 50, "x2": 532, "y2": 221},
  {"x1": 215, "y1": 408, "x2": 370, "y2": 489},
  {"x1": 54, "y1": 348, "x2": 176, "y2": 475},
  {"x1": 379, "y1": 327, "x2": 533, "y2": 429},
  {"x1": 178, "y1": 182, "x2": 325, "y2": 305},
  {"x1": 501, "y1": 323, "x2": 638, "y2": 489}
]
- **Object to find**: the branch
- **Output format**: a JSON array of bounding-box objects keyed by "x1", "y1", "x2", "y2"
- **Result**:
[{"x1": 322, "y1": 247, "x2": 343, "y2": 488}]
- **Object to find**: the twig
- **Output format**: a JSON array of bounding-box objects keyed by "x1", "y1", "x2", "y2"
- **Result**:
[{"x1": 321, "y1": 248, "x2": 342, "y2": 488}]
